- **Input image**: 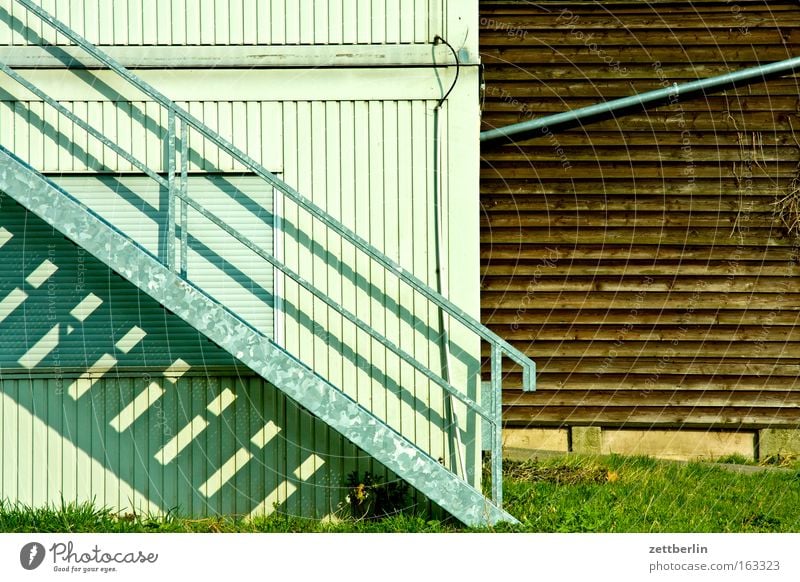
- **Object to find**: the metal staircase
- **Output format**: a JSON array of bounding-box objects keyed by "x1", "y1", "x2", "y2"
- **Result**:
[{"x1": 0, "y1": 0, "x2": 535, "y2": 527}]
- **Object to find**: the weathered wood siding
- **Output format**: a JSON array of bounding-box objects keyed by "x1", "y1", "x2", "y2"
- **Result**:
[{"x1": 480, "y1": 0, "x2": 800, "y2": 429}]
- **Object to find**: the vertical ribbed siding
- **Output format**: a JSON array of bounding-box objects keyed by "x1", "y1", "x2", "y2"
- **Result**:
[
  {"x1": 48, "y1": 175, "x2": 275, "y2": 337},
  {"x1": 0, "y1": 101, "x2": 281, "y2": 173},
  {"x1": 277, "y1": 99, "x2": 454, "y2": 469},
  {"x1": 0, "y1": 0, "x2": 442, "y2": 45},
  {"x1": 479, "y1": 0, "x2": 800, "y2": 429},
  {"x1": 1, "y1": 91, "x2": 471, "y2": 479},
  {"x1": 0, "y1": 372, "x2": 391, "y2": 518},
  {"x1": 0, "y1": 195, "x2": 406, "y2": 518},
  {"x1": 0, "y1": 191, "x2": 236, "y2": 370}
]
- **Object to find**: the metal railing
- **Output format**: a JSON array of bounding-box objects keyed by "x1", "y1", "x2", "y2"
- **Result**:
[
  {"x1": 6, "y1": 0, "x2": 536, "y2": 509},
  {"x1": 481, "y1": 56, "x2": 800, "y2": 145}
]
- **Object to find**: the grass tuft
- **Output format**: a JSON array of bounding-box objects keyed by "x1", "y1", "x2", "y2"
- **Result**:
[
  {"x1": 503, "y1": 458, "x2": 609, "y2": 485},
  {"x1": 760, "y1": 453, "x2": 800, "y2": 468},
  {"x1": 716, "y1": 453, "x2": 754, "y2": 465}
]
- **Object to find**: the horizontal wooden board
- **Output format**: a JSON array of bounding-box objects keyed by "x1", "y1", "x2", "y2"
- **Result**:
[
  {"x1": 478, "y1": 15, "x2": 800, "y2": 30},
  {"x1": 480, "y1": 194, "x2": 784, "y2": 212},
  {"x1": 503, "y1": 375, "x2": 800, "y2": 391},
  {"x1": 485, "y1": 357, "x2": 800, "y2": 376},
  {"x1": 480, "y1": 178, "x2": 787, "y2": 196},
  {"x1": 481, "y1": 262, "x2": 800, "y2": 277},
  {"x1": 480, "y1": 276, "x2": 800, "y2": 293},
  {"x1": 482, "y1": 96, "x2": 800, "y2": 115},
  {"x1": 496, "y1": 327, "x2": 800, "y2": 343},
  {"x1": 481, "y1": 79, "x2": 800, "y2": 98},
  {"x1": 481, "y1": 212, "x2": 781, "y2": 229},
  {"x1": 504, "y1": 389, "x2": 800, "y2": 407},
  {"x1": 503, "y1": 406, "x2": 800, "y2": 428},
  {"x1": 480, "y1": 46, "x2": 798, "y2": 65},
  {"x1": 483, "y1": 290, "x2": 800, "y2": 309},
  {"x1": 486, "y1": 340, "x2": 800, "y2": 358},
  {"x1": 481, "y1": 244, "x2": 799, "y2": 260},
  {"x1": 480, "y1": 29, "x2": 799, "y2": 46},
  {"x1": 482, "y1": 309, "x2": 800, "y2": 325},
  {"x1": 481, "y1": 228, "x2": 790, "y2": 246},
  {"x1": 482, "y1": 112, "x2": 800, "y2": 132},
  {"x1": 481, "y1": 1, "x2": 798, "y2": 11},
  {"x1": 481, "y1": 145, "x2": 800, "y2": 163},
  {"x1": 482, "y1": 64, "x2": 800, "y2": 81}
]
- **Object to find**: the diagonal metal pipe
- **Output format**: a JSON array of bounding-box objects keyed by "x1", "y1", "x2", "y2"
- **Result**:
[{"x1": 480, "y1": 55, "x2": 800, "y2": 145}]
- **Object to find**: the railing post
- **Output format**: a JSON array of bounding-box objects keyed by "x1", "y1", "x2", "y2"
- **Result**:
[
  {"x1": 491, "y1": 342, "x2": 503, "y2": 507},
  {"x1": 166, "y1": 107, "x2": 177, "y2": 272}
]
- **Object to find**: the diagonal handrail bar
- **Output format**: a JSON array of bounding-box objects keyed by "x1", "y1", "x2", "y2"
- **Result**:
[{"x1": 180, "y1": 195, "x2": 495, "y2": 421}]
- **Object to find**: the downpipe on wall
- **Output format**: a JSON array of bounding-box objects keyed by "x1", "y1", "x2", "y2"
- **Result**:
[{"x1": 432, "y1": 35, "x2": 469, "y2": 483}]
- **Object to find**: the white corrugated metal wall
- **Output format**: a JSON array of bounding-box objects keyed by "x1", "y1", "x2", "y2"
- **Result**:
[
  {"x1": 1, "y1": 0, "x2": 443, "y2": 45},
  {"x1": 0, "y1": 191, "x2": 368, "y2": 518},
  {"x1": 0, "y1": 372, "x2": 367, "y2": 518}
]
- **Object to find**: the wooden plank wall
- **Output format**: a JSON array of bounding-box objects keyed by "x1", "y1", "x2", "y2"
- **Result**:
[{"x1": 479, "y1": 0, "x2": 800, "y2": 430}]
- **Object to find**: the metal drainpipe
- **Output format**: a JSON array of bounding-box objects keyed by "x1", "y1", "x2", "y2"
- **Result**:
[
  {"x1": 480, "y1": 55, "x2": 800, "y2": 145},
  {"x1": 433, "y1": 103, "x2": 468, "y2": 482}
]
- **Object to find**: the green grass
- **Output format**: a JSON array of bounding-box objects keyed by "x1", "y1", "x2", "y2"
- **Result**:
[
  {"x1": 3, "y1": 455, "x2": 800, "y2": 533},
  {"x1": 495, "y1": 455, "x2": 800, "y2": 532},
  {"x1": 0, "y1": 500, "x2": 457, "y2": 533},
  {"x1": 715, "y1": 453, "x2": 756, "y2": 465}
]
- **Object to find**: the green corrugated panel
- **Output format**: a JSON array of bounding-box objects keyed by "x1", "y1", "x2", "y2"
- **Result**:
[{"x1": 277, "y1": 99, "x2": 459, "y2": 482}]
